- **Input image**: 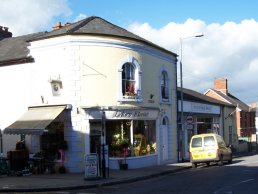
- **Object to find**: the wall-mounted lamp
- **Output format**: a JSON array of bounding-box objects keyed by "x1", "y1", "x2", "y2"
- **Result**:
[{"x1": 49, "y1": 79, "x2": 63, "y2": 96}]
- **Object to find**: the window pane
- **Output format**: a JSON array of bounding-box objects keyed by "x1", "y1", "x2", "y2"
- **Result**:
[
  {"x1": 122, "y1": 63, "x2": 136, "y2": 97},
  {"x1": 204, "y1": 136, "x2": 215, "y2": 146},
  {"x1": 191, "y1": 137, "x2": 202, "y2": 147},
  {"x1": 105, "y1": 120, "x2": 156, "y2": 157},
  {"x1": 161, "y1": 71, "x2": 169, "y2": 100},
  {"x1": 133, "y1": 120, "x2": 156, "y2": 156}
]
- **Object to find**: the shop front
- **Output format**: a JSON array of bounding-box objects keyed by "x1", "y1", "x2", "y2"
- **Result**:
[
  {"x1": 4, "y1": 105, "x2": 71, "y2": 174},
  {"x1": 85, "y1": 107, "x2": 164, "y2": 169},
  {"x1": 180, "y1": 101, "x2": 222, "y2": 160}
]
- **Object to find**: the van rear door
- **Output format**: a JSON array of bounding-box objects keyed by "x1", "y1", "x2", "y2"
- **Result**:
[{"x1": 203, "y1": 136, "x2": 217, "y2": 159}]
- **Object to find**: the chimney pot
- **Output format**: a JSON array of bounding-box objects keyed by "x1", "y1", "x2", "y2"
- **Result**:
[{"x1": 0, "y1": 26, "x2": 12, "y2": 40}]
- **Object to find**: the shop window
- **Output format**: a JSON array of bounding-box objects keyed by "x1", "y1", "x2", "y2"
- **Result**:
[
  {"x1": 106, "y1": 120, "x2": 156, "y2": 157},
  {"x1": 159, "y1": 67, "x2": 171, "y2": 104},
  {"x1": 197, "y1": 117, "x2": 212, "y2": 134},
  {"x1": 133, "y1": 120, "x2": 156, "y2": 156},
  {"x1": 118, "y1": 56, "x2": 142, "y2": 102}
]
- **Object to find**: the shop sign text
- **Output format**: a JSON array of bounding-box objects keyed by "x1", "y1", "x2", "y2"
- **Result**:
[{"x1": 113, "y1": 111, "x2": 149, "y2": 118}]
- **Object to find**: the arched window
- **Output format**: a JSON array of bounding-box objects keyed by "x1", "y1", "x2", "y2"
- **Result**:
[
  {"x1": 161, "y1": 71, "x2": 169, "y2": 101},
  {"x1": 118, "y1": 56, "x2": 142, "y2": 102},
  {"x1": 122, "y1": 62, "x2": 135, "y2": 96}
]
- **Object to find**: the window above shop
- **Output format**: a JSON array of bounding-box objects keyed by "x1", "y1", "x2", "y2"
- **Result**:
[
  {"x1": 160, "y1": 67, "x2": 171, "y2": 104},
  {"x1": 118, "y1": 56, "x2": 142, "y2": 102}
]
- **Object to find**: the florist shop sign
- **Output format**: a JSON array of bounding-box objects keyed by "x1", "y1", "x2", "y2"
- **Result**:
[
  {"x1": 110, "y1": 110, "x2": 159, "y2": 120},
  {"x1": 87, "y1": 109, "x2": 159, "y2": 120}
]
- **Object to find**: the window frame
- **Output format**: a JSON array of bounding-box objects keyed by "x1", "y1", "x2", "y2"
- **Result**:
[{"x1": 118, "y1": 56, "x2": 142, "y2": 102}]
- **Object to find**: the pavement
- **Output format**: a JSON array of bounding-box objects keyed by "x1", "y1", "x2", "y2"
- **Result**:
[{"x1": 0, "y1": 152, "x2": 256, "y2": 193}]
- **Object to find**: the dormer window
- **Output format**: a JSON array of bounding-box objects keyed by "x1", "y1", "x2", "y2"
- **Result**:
[{"x1": 118, "y1": 56, "x2": 142, "y2": 102}]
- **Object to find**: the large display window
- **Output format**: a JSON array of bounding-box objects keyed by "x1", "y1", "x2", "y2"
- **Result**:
[{"x1": 106, "y1": 120, "x2": 156, "y2": 157}]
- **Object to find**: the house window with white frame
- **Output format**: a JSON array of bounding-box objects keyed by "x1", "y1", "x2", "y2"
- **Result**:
[{"x1": 118, "y1": 56, "x2": 142, "y2": 101}]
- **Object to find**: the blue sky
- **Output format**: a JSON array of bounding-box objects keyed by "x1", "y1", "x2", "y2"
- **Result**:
[
  {"x1": 63, "y1": 0, "x2": 258, "y2": 28},
  {"x1": 1, "y1": 0, "x2": 258, "y2": 104}
]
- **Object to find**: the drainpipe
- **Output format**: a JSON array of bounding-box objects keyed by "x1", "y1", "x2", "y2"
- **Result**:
[
  {"x1": 175, "y1": 57, "x2": 180, "y2": 162},
  {"x1": 0, "y1": 128, "x2": 3, "y2": 156}
]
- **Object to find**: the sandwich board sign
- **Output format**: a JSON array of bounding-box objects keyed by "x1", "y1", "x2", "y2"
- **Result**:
[{"x1": 85, "y1": 153, "x2": 99, "y2": 180}]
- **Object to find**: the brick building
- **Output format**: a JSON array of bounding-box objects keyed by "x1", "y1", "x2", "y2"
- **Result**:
[{"x1": 205, "y1": 78, "x2": 256, "y2": 141}]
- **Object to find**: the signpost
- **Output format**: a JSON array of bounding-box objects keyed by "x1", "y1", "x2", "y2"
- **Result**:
[{"x1": 186, "y1": 115, "x2": 193, "y2": 124}]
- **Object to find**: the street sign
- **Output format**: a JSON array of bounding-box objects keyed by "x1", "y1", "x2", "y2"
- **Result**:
[{"x1": 186, "y1": 116, "x2": 193, "y2": 124}]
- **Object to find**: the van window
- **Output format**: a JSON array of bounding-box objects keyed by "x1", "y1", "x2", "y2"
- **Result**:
[
  {"x1": 191, "y1": 137, "x2": 202, "y2": 147},
  {"x1": 204, "y1": 136, "x2": 215, "y2": 147}
]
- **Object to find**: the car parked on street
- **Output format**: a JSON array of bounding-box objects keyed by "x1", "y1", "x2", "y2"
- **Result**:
[{"x1": 189, "y1": 133, "x2": 232, "y2": 168}]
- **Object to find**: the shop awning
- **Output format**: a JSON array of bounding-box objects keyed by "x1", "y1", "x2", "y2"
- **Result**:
[{"x1": 4, "y1": 105, "x2": 67, "y2": 135}]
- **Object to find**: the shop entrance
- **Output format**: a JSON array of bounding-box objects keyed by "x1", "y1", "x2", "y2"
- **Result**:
[
  {"x1": 197, "y1": 117, "x2": 212, "y2": 134},
  {"x1": 41, "y1": 122, "x2": 66, "y2": 161},
  {"x1": 90, "y1": 122, "x2": 102, "y2": 154}
]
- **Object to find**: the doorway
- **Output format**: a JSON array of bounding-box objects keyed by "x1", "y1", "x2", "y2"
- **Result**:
[{"x1": 161, "y1": 117, "x2": 169, "y2": 161}]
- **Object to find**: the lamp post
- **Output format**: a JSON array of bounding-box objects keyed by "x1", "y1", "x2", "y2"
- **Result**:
[
  {"x1": 101, "y1": 111, "x2": 106, "y2": 178},
  {"x1": 179, "y1": 34, "x2": 203, "y2": 161},
  {"x1": 0, "y1": 129, "x2": 2, "y2": 157}
]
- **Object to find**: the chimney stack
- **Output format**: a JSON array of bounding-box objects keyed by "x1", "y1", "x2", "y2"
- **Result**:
[
  {"x1": 52, "y1": 22, "x2": 71, "y2": 31},
  {"x1": 0, "y1": 26, "x2": 12, "y2": 40},
  {"x1": 214, "y1": 78, "x2": 228, "y2": 94}
]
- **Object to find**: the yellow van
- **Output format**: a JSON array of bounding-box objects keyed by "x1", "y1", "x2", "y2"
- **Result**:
[{"x1": 189, "y1": 133, "x2": 232, "y2": 168}]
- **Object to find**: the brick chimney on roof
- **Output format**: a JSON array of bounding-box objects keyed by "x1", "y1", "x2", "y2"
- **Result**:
[
  {"x1": 0, "y1": 26, "x2": 12, "y2": 40},
  {"x1": 214, "y1": 78, "x2": 228, "y2": 95},
  {"x1": 52, "y1": 21, "x2": 71, "y2": 31}
]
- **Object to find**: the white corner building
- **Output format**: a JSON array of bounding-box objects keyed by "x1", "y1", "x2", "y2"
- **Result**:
[{"x1": 0, "y1": 17, "x2": 178, "y2": 172}]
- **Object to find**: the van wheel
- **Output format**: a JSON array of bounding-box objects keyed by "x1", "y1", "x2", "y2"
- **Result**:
[
  {"x1": 218, "y1": 156, "x2": 223, "y2": 166},
  {"x1": 192, "y1": 163, "x2": 197, "y2": 168},
  {"x1": 228, "y1": 154, "x2": 232, "y2": 164},
  {"x1": 206, "y1": 162, "x2": 210, "y2": 166}
]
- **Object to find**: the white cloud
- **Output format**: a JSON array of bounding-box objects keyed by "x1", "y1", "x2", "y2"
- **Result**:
[
  {"x1": 0, "y1": 0, "x2": 71, "y2": 36},
  {"x1": 74, "y1": 13, "x2": 88, "y2": 22},
  {"x1": 127, "y1": 19, "x2": 258, "y2": 104}
]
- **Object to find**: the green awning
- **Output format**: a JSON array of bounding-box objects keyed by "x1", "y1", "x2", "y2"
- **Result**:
[{"x1": 4, "y1": 105, "x2": 66, "y2": 135}]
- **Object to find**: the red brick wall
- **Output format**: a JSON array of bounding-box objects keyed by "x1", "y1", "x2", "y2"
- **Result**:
[{"x1": 214, "y1": 78, "x2": 228, "y2": 94}]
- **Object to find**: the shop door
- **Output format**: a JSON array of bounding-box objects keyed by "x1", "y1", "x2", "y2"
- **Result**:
[{"x1": 90, "y1": 135, "x2": 101, "y2": 154}]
